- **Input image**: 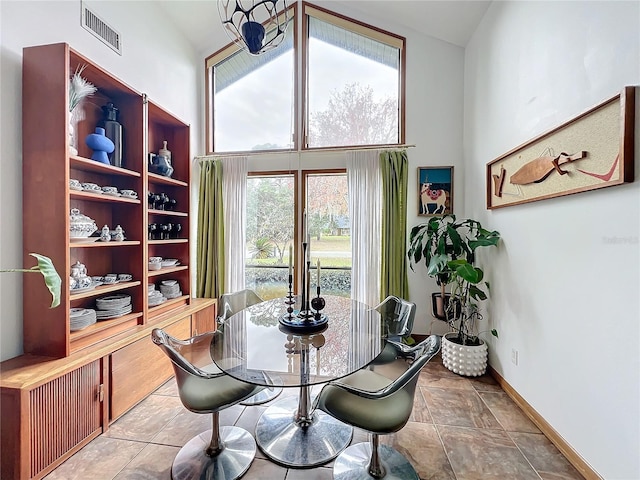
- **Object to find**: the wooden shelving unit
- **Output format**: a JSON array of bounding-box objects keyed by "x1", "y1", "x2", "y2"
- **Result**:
[{"x1": 2, "y1": 42, "x2": 212, "y2": 480}]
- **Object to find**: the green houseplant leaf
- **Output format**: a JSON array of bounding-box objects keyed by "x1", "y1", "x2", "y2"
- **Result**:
[
  {"x1": 1, "y1": 253, "x2": 62, "y2": 308},
  {"x1": 407, "y1": 214, "x2": 501, "y2": 345}
]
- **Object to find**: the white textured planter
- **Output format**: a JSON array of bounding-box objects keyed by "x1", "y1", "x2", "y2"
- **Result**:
[{"x1": 441, "y1": 332, "x2": 488, "y2": 377}]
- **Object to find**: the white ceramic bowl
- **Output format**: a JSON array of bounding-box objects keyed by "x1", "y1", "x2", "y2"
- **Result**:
[{"x1": 69, "y1": 208, "x2": 97, "y2": 238}]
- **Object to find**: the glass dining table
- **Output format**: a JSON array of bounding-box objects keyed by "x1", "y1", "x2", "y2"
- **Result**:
[{"x1": 210, "y1": 295, "x2": 384, "y2": 468}]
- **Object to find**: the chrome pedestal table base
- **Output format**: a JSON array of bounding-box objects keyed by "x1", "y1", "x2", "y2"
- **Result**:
[
  {"x1": 171, "y1": 426, "x2": 256, "y2": 480},
  {"x1": 255, "y1": 395, "x2": 353, "y2": 468},
  {"x1": 333, "y1": 443, "x2": 419, "y2": 480}
]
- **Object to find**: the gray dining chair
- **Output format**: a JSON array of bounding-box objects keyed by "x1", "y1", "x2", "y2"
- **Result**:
[
  {"x1": 369, "y1": 295, "x2": 417, "y2": 368},
  {"x1": 151, "y1": 328, "x2": 265, "y2": 480},
  {"x1": 218, "y1": 288, "x2": 283, "y2": 405},
  {"x1": 312, "y1": 335, "x2": 441, "y2": 479}
]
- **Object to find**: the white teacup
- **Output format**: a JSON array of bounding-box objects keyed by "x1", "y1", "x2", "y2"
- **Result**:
[
  {"x1": 120, "y1": 189, "x2": 136, "y2": 197},
  {"x1": 70, "y1": 179, "x2": 82, "y2": 189},
  {"x1": 103, "y1": 274, "x2": 118, "y2": 284},
  {"x1": 102, "y1": 186, "x2": 118, "y2": 194},
  {"x1": 82, "y1": 182, "x2": 99, "y2": 191},
  {"x1": 118, "y1": 273, "x2": 133, "y2": 282}
]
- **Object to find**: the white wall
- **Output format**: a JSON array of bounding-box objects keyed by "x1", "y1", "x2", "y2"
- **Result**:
[
  {"x1": 464, "y1": 2, "x2": 640, "y2": 479},
  {"x1": 0, "y1": 0, "x2": 200, "y2": 361}
]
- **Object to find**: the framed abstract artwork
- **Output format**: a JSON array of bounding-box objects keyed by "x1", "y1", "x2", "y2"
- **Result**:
[
  {"x1": 486, "y1": 86, "x2": 636, "y2": 209},
  {"x1": 418, "y1": 166, "x2": 454, "y2": 216}
]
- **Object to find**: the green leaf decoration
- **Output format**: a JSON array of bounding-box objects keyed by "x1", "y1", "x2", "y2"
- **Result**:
[
  {"x1": 30, "y1": 253, "x2": 62, "y2": 308},
  {"x1": 491, "y1": 329, "x2": 499, "y2": 338}
]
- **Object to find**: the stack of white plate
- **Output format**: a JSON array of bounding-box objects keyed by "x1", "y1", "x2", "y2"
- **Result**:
[
  {"x1": 148, "y1": 288, "x2": 166, "y2": 307},
  {"x1": 70, "y1": 308, "x2": 97, "y2": 331},
  {"x1": 95, "y1": 294, "x2": 132, "y2": 320},
  {"x1": 159, "y1": 279, "x2": 182, "y2": 299}
]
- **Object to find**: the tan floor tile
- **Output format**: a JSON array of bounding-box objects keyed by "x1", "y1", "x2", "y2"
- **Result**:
[
  {"x1": 112, "y1": 443, "x2": 179, "y2": 479},
  {"x1": 44, "y1": 371, "x2": 582, "y2": 480},
  {"x1": 438, "y1": 425, "x2": 541, "y2": 480},
  {"x1": 418, "y1": 365, "x2": 476, "y2": 390},
  {"x1": 44, "y1": 437, "x2": 145, "y2": 480},
  {"x1": 510, "y1": 432, "x2": 584, "y2": 480},
  {"x1": 287, "y1": 465, "x2": 334, "y2": 479},
  {"x1": 150, "y1": 409, "x2": 212, "y2": 447},
  {"x1": 480, "y1": 392, "x2": 541, "y2": 433},
  {"x1": 153, "y1": 378, "x2": 179, "y2": 396},
  {"x1": 422, "y1": 386, "x2": 502, "y2": 429},
  {"x1": 468, "y1": 373, "x2": 504, "y2": 393},
  {"x1": 411, "y1": 387, "x2": 434, "y2": 423},
  {"x1": 243, "y1": 457, "x2": 287, "y2": 479},
  {"x1": 104, "y1": 394, "x2": 183, "y2": 442},
  {"x1": 385, "y1": 422, "x2": 456, "y2": 480}
]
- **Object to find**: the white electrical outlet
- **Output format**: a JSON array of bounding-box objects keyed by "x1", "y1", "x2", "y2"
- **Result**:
[{"x1": 511, "y1": 348, "x2": 519, "y2": 365}]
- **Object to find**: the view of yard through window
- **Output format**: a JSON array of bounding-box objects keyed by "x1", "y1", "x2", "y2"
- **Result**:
[{"x1": 245, "y1": 173, "x2": 351, "y2": 300}]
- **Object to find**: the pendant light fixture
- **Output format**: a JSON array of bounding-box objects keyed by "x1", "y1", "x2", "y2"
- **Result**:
[{"x1": 218, "y1": 0, "x2": 290, "y2": 55}]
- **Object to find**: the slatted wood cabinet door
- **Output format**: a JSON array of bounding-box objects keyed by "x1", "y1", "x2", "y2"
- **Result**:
[{"x1": 1, "y1": 359, "x2": 104, "y2": 480}]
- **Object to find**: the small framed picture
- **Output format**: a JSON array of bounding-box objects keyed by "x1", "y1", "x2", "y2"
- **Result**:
[{"x1": 418, "y1": 166, "x2": 454, "y2": 216}]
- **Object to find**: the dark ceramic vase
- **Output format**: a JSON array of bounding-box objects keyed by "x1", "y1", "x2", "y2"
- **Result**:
[
  {"x1": 100, "y1": 103, "x2": 123, "y2": 167},
  {"x1": 86, "y1": 127, "x2": 115, "y2": 165}
]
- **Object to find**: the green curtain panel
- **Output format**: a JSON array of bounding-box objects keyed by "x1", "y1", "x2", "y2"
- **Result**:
[
  {"x1": 380, "y1": 149, "x2": 409, "y2": 300},
  {"x1": 196, "y1": 159, "x2": 225, "y2": 299}
]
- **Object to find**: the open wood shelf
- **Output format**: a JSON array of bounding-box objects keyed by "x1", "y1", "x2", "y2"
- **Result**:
[
  {"x1": 70, "y1": 190, "x2": 141, "y2": 204},
  {"x1": 70, "y1": 155, "x2": 141, "y2": 177},
  {"x1": 148, "y1": 172, "x2": 188, "y2": 187},
  {"x1": 70, "y1": 311, "x2": 143, "y2": 341},
  {"x1": 147, "y1": 265, "x2": 188, "y2": 277},
  {"x1": 148, "y1": 209, "x2": 188, "y2": 217},
  {"x1": 69, "y1": 281, "x2": 141, "y2": 301}
]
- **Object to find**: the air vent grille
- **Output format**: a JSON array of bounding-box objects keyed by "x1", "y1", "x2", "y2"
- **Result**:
[{"x1": 81, "y1": 4, "x2": 122, "y2": 55}]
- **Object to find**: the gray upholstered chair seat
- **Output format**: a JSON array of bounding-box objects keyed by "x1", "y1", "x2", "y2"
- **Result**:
[
  {"x1": 315, "y1": 369, "x2": 413, "y2": 434},
  {"x1": 178, "y1": 372, "x2": 263, "y2": 413},
  {"x1": 312, "y1": 335, "x2": 441, "y2": 479}
]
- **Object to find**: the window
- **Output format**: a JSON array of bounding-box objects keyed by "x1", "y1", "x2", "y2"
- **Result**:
[
  {"x1": 206, "y1": 6, "x2": 296, "y2": 153},
  {"x1": 304, "y1": 171, "x2": 351, "y2": 297},
  {"x1": 244, "y1": 171, "x2": 351, "y2": 299},
  {"x1": 304, "y1": 6, "x2": 403, "y2": 148},
  {"x1": 245, "y1": 173, "x2": 296, "y2": 300},
  {"x1": 206, "y1": 3, "x2": 405, "y2": 153}
]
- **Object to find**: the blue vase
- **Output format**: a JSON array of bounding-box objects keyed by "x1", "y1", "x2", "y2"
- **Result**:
[{"x1": 86, "y1": 127, "x2": 115, "y2": 165}]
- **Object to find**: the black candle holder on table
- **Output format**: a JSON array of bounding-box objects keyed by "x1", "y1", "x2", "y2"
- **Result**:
[{"x1": 279, "y1": 240, "x2": 327, "y2": 332}]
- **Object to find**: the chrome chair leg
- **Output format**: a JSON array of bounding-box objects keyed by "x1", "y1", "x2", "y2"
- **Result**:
[
  {"x1": 368, "y1": 433, "x2": 386, "y2": 478},
  {"x1": 333, "y1": 437, "x2": 419, "y2": 480},
  {"x1": 171, "y1": 411, "x2": 257, "y2": 480}
]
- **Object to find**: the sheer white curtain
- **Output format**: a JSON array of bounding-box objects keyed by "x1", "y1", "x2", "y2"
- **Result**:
[
  {"x1": 220, "y1": 156, "x2": 247, "y2": 293},
  {"x1": 347, "y1": 150, "x2": 381, "y2": 306}
]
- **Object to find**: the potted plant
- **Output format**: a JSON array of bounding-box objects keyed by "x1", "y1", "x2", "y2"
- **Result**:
[
  {"x1": 407, "y1": 215, "x2": 500, "y2": 376},
  {"x1": 1, "y1": 253, "x2": 61, "y2": 308}
]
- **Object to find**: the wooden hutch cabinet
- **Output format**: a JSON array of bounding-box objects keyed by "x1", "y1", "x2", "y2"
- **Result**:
[{"x1": 0, "y1": 43, "x2": 216, "y2": 479}]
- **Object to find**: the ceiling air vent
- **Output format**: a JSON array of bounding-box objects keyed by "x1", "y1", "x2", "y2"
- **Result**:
[{"x1": 81, "y1": 3, "x2": 122, "y2": 55}]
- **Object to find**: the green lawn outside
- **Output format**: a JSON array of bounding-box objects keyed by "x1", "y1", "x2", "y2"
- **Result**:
[{"x1": 246, "y1": 235, "x2": 351, "y2": 268}]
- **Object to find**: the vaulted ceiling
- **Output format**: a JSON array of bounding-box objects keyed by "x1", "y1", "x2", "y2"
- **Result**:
[{"x1": 158, "y1": 0, "x2": 491, "y2": 54}]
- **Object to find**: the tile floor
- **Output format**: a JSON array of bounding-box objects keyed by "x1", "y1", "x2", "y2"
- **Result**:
[{"x1": 45, "y1": 354, "x2": 584, "y2": 480}]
